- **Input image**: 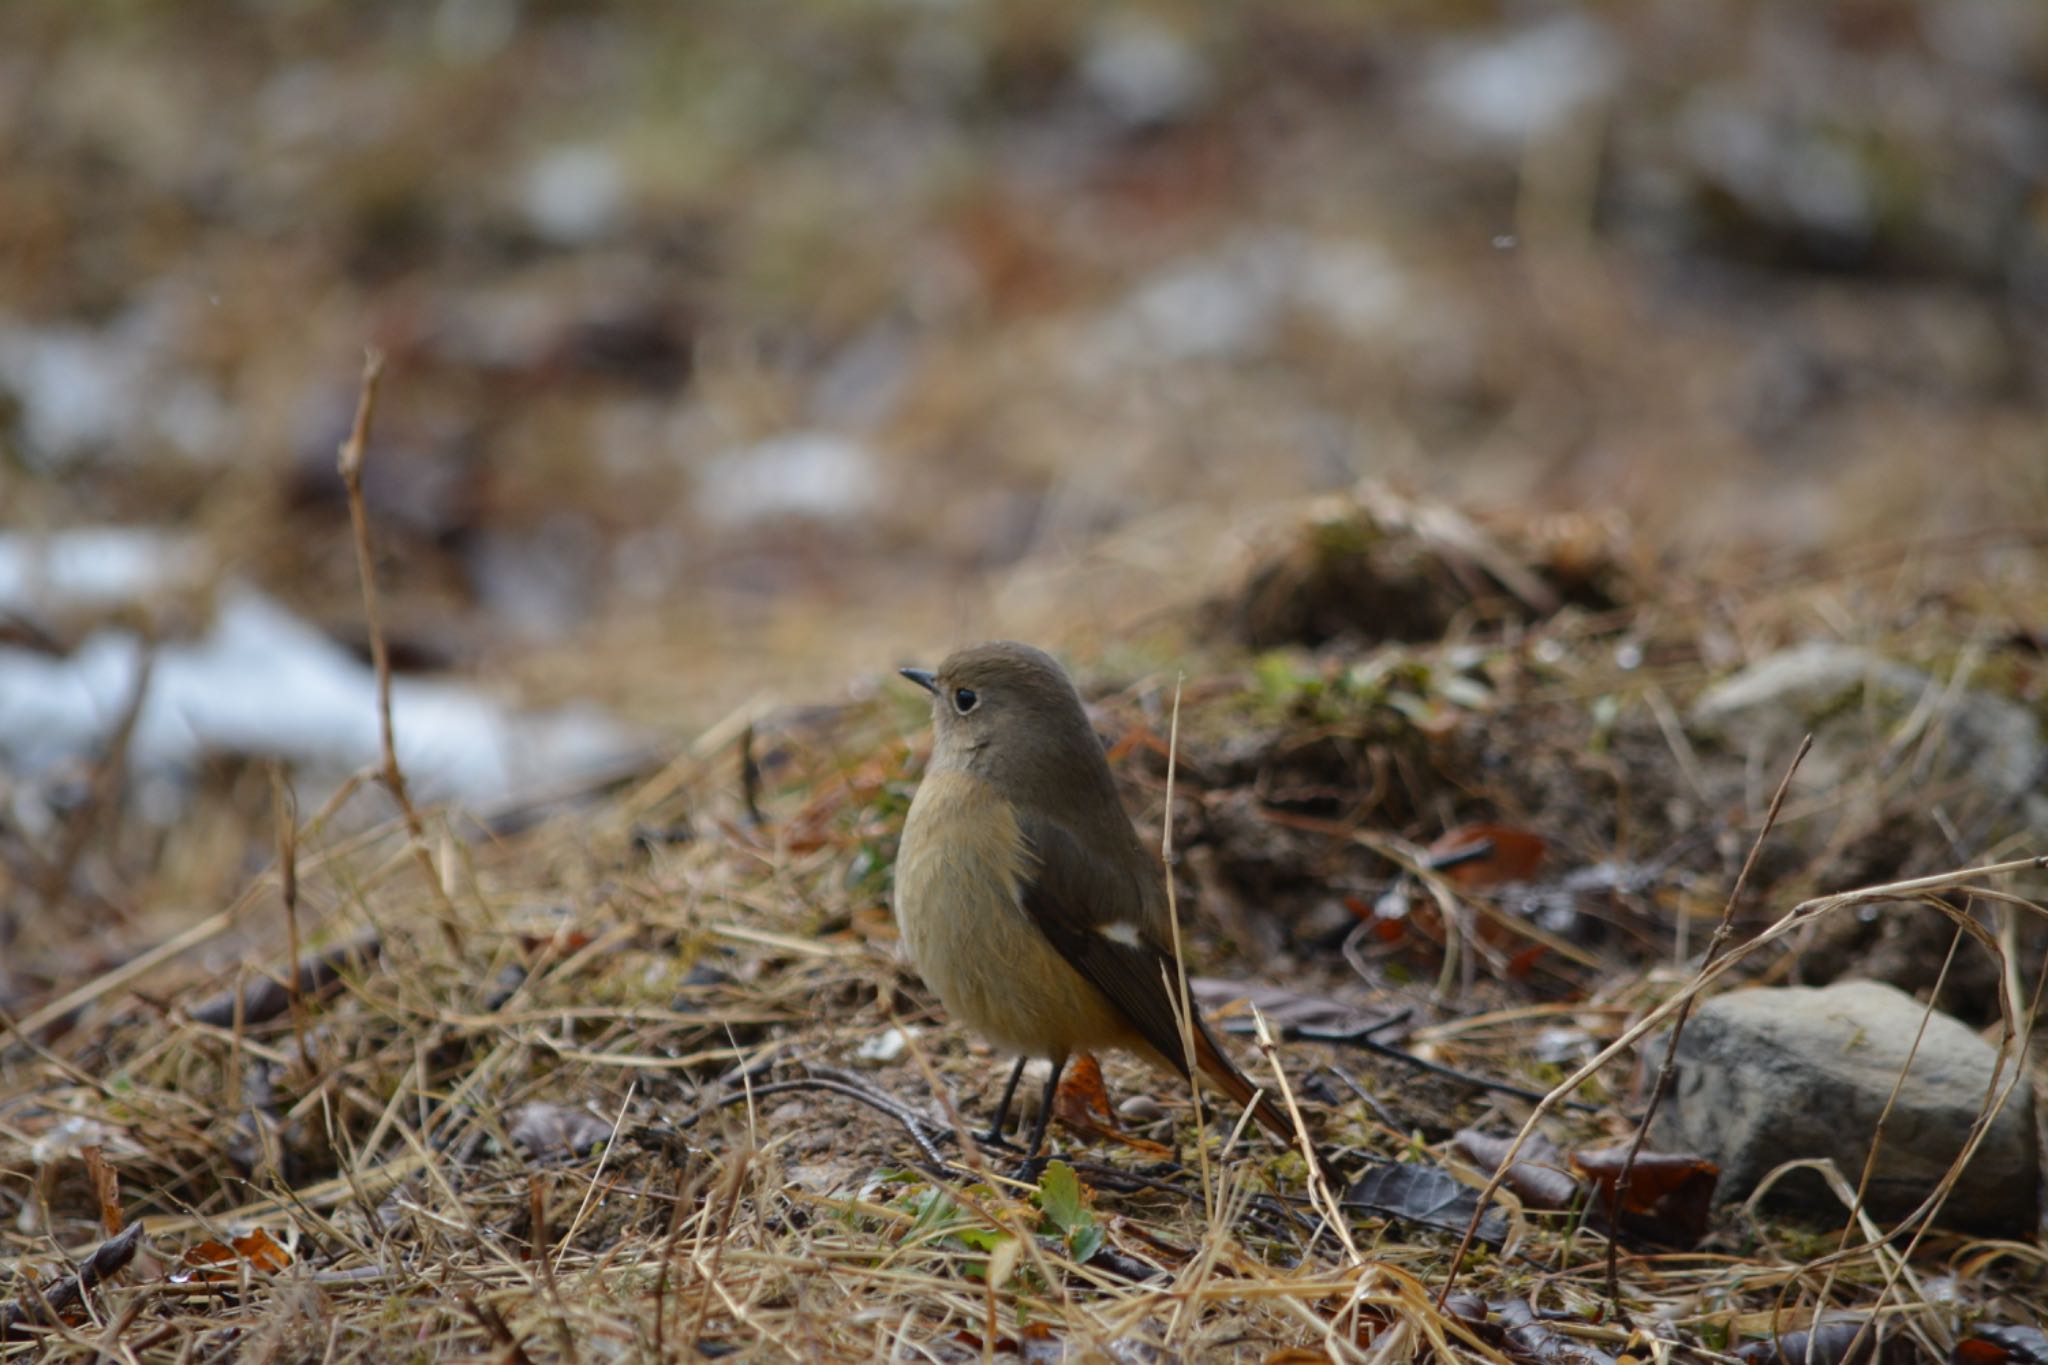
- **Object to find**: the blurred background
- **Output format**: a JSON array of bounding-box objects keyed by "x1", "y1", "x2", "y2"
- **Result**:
[{"x1": 3, "y1": 0, "x2": 2047, "y2": 944}]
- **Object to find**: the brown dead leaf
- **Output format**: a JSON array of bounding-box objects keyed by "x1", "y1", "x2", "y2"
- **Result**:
[
  {"x1": 1428, "y1": 824, "x2": 1548, "y2": 888},
  {"x1": 518, "y1": 926, "x2": 595, "y2": 958},
  {"x1": 1055, "y1": 1054, "x2": 1171, "y2": 1156},
  {"x1": 1497, "y1": 1297, "x2": 1619, "y2": 1365},
  {"x1": 187, "y1": 933, "x2": 382, "y2": 1029},
  {"x1": 1573, "y1": 1147, "x2": 1718, "y2": 1245},
  {"x1": 1191, "y1": 978, "x2": 1400, "y2": 1041},
  {"x1": 1019, "y1": 1321, "x2": 1064, "y2": 1364},
  {"x1": 81, "y1": 1145, "x2": 122, "y2": 1237},
  {"x1": 179, "y1": 1227, "x2": 292, "y2": 1280},
  {"x1": 1954, "y1": 1327, "x2": 2048, "y2": 1365},
  {"x1": 505, "y1": 1101, "x2": 614, "y2": 1160},
  {"x1": 1452, "y1": 1129, "x2": 1580, "y2": 1211},
  {"x1": 0, "y1": 1223, "x2": 145, "y2": 1342},
  {"x1": 1734, "y1": 1318, "x2": 1927, "y2": 1365}
]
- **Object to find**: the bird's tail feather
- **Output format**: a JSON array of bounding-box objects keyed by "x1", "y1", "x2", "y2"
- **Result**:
[{"x1": 1185, "y1": 1010, "x2": 1309, "y2": 1153}]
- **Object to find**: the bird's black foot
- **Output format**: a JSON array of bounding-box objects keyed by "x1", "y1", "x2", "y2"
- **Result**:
[
  {"x1": 1006, "y1": 1151, "x2": 1052, "y2": 1185},
  {"x1": 978, "y1": 1127, "x2": 1026, "y2": 1154},
  {"x1": 980, "y1": 1057, "x2": 1029, "y2": 1153}
]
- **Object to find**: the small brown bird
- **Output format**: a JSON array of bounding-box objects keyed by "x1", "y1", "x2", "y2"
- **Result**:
[{"x1": 893, "y1": 640, "x2": 1300, "y2": 1165}]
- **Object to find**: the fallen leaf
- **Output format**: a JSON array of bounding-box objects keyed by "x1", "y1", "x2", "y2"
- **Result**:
[
  {"x1": 1452, "y1": 1129, "x2": 1580, "y2": 1210},
  {"x1": 504, "y1": 1102, "x2": 613, "y2": 1160},
  {"x1": 82, "y1": 1145, "x2": 122, "y2": 1237},
  {"x1": 1497, "y1": 1297, "x2": 1618, "y2": 1365},
  {"x1": 1053, "y1": 1054, "x2": 1171, "y2": 1156},
  {"x1": 1427, "y1": 824, "x2": 1548, "y2": 888},
  {"x1": 0, "y1": 1223, "x2": 144, "y2": 1342},
  {"x1": 1954, "y1": 1326, "x2": 2048, "y2": 1365},
  {"x1": 1344, "y1": 1162, "x2": 1508, "y2": 1244},
  {"x1": 1019, "y1": 1322, "x2": 1065, "y2": 1364},
  {"x1": 1192, "y1": 979, "x2": 1403, "y2": 1042},
  {"x1": 1734, "y1": 1318, "x2": 1927, "y2": 1365},
  {"x1": 179, "y1": 1227, "x2": 292, "y2": 1280},
  {"x1": 1573, "y1": 1147, "x2": 1718, "y2": 1245},
  {"x1": 517, "y1": 925, "x2": 595, "y2": 957},
  {"x1": 187, "y1": 934, "x2": 382, "y2": 1029}
]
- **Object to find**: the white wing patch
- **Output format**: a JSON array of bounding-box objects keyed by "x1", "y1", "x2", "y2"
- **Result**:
[{"x1": 1096, "y1": 919, "x2": 1145, "y2": 948}]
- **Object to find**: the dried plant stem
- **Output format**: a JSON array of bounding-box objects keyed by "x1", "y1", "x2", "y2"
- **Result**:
[
  {"x1": 37, "y1": 643, "x2": 153, "y2": 913},
  {"x1": 1429, "y1": 751, "x2": 2042, "y2": 1308},
  {"x1": 689, "y1": 1150, "x2": 753, "y2": 1348},
  {"x1": 1807, "y1": 928, "x2": 1963, "y2": 1354},
  {"x1": 1157, "y1": 675, "x2": 1215, "y2": 1215},
  {"x1": 1603, "y1": 734, "x2": 1812, "y2": 1310},
  {"x1": 335, "y1": 347, "x2": 460, "y2": 944},
  {"x1": 271, "y1": 763, "x2": 314, "y2": 1079}
]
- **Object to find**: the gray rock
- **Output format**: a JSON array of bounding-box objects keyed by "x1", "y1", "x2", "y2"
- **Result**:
[
  {"x1": 1651, "y1": 980, "x2": 2040, "y2": 1235},
  {"x1": 1689, "y1": 642, "x2": 2046, "y2": 823}
]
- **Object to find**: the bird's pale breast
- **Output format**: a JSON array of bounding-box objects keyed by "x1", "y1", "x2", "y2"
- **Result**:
[{"x1": 894, "y1": 769, "x2": 1133, "y2": 1060}]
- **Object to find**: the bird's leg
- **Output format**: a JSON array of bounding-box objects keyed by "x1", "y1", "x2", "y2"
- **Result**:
[
  {"x1": 1010, "y1": 1055, "x2": 1067, "y2": 1184},
  {"x1": 982, "y1": 1056, "x2": 1029, "y2": 1148}
]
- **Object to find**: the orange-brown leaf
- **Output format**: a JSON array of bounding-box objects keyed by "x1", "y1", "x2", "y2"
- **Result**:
[
  {"x1": 180, "y1": 1227, "x2": 292, "y2": 1279},
  {"x1": 1054, "y1": 1054, "x2": 1171, "y2": 1157},
  {"x1": 1427, "y1": 824, "x2": 1548, "y2": 887},
  {"x1": 81, "y1": 1146, "x2": 122, "y2": 1237},
  {"x1": 1573, "y1": 1147, "x2": 1718, "y2": 1244}
]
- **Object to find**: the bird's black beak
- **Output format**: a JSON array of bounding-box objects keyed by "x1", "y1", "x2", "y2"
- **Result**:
[{"x1": 898, "y1": 667, "x2": 939, "y2": 695}]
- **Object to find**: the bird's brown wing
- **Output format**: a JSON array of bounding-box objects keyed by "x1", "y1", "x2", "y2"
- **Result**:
[{"x1": 1015, "y1": 811, "x2": 1298, "y2": 1144}]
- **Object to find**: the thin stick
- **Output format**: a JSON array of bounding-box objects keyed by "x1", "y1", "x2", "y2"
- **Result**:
[
  {"x1": 1810, "y1": 925, "x2": 1964, "y2": 1355},
  {"x1": 460, "y1": 1295, "x2": 538, "y2": 1365},
  {"x1": 650, "y1": 1157, "x2": 700, "y2": 1362},
  {"x1": 1157, "y1": 675, "x2": 1214, "y2": 1213},
  {"x1": 38, "y1": 644, "x2": 153, "y2": 912},
  {"x1": 0, "y1": 1222, "x2": 144, "y2": 1343},
  {"x1": 688, "y1": 1150, "x2": 753, "y2": 1348},
  {"x1": 1251, "y1": 1006, "x2": 1355, "y2": 1263},
  {"x1": 554, "y1": 1082, "x2": 637, "y2": 1274},
  {"x1": 1438, "y1": 739, "x2": 1830, "y2": 1310},
  {"x1": 1254, "y1": 1015, "x2": 1601, "y2": 1113},
  {"x1": 681, "y1": 1076, "x2": 948, "y2": 1167},
  {"x1": 739, "y1": 723, "x2": 765, "y2": 828},
  {"x1": 1603, "y1": 733, "x2": 1812, "y2": 1310},
  {"x1": 271, "y1": 764, "x2": 314, "y2": 1079},
  {"x1": 335, "y1": 347, "x2": 459, "y2": 944}
]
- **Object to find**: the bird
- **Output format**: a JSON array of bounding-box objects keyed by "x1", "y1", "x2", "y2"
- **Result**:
[{"x1": 892, "y1": 640, "x2": 1305, "y2": 1170}]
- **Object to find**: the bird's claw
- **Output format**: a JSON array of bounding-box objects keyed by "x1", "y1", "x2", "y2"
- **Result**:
[{"x1": 1007, "y1": 1152, "x2": 1052, "y2": 1185}]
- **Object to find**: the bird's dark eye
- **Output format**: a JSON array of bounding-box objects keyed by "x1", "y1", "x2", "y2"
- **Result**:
[{"x1": 952, "y1": 687, "x2": 979, "y2": 715}]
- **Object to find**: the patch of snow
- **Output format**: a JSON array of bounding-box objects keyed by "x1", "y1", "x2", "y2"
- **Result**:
[
  {"x1": 1423, "y1": 16, "x2": 1620, "y2": 148},
  {"x1": 520, "y1": 144, "x2": 627, "y2": 245},
  {"x1": 0, "y1": 584, "x2": 642, "y2": 810},
  {"x1": 1079, "y1": 12, "x2": 1210, "y2": 126},
  {"x1": 1087, "y1": 233, "x2": 1409, "y2": 368},
  {"x1": 696, "y1": 431, "x2": 882, "y2": 525},
  {"x1": 0, "y1": 528, "x2": 210, "y2": 614}
]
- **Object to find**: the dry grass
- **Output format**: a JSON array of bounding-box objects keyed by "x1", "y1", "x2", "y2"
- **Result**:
[
  {"x1": 4, "y1": 580, "x2": 2045, "y2": 1360},
  {"x1": 6, "y1": 2, "x2": 2048, "y2": 1355}
]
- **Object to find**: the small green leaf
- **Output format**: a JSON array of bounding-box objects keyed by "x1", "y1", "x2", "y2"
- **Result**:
[
  {"x1": 1036, "y1": 1160, "x2": 1085, "y2": 1232},
  {"x1": 905, "y1": 1187, "x2": 961, "y2": 1237},
  {"x1": 1065, "y1": 1222, "x2": 1105, "y2": 1264},
  {"x1": 952, "y1": 1225, "x2": 1002, "y2": 1253}
]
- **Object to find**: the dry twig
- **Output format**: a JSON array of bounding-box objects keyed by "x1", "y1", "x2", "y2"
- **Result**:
[{"x1": 335, "y1": 347, "x2": 460, "y2": 943}]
